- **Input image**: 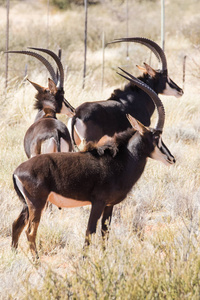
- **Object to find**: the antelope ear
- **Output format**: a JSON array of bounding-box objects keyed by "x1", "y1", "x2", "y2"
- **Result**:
[
  {"x1": 143, "y1": 62, "x2": 156, "y2": 77},
  {"x1": 48, "y1": 78, "x2": 57, "y2": 94},
  {"x1": 27, "y1": 78, "x2": 46, "y2": 93},
  {"x1": 136, "y1": 64, "x2": 147, "y2": 73},
  {"x1": 127, "y1": 114, "x2": 148, "y2": 135}
]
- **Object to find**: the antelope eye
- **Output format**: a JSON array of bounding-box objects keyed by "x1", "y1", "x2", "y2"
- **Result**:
[{"x1": 153, "y1": 135, "x2": 160, "y2": 145}]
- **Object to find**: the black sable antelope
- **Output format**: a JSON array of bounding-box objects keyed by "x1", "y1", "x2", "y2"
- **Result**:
[
  {"x1": 7, "y1": 48, "x2": 75, "y2": 157},
  {"x1": 12, "y1": 70, "x2": 175, "y2": 259},
  {"x1": 70, "y1": 37, "x2": 183, "y2": 148}
]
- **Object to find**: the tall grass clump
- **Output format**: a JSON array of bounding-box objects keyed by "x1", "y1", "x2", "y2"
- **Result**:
[{"x1": 21, "y1": 229, "x2": 200, "y2": 299}]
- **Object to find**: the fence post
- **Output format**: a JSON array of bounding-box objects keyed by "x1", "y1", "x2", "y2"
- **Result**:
[
  {"x1": 161, "y1": 0, "x2": 165, "y2": 51},
  {"x1": 5, "y1": 0, "x2": 10, "y2": 90},
  {"x1": 126, "y1": 0, "x2": 129, "y2": 59},
  {"x1": 101, "y1": 31, "x2": 105, "y2": 94},
  {"x1": 47, "y1": 0, "x2": 50, "y2": 48},
  {"x1": 183, "y1": 55, "x2": 187, "y2": 91},
  {"x1": 82, "y1": 0, "x2": 88, "y2": 89}
]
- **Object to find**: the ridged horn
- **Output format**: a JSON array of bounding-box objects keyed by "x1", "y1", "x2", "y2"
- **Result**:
[
  {"x1": 108, "y1": 37, "x2": 168, "y2": 75},
  {"x1": 5, "y1": 50, "x2": 57, "y2": 83},
  {"x1": 28, "y1": 47, "x2": 64, "y2": 88},
  {"x1": 117, "y1": 67, "x2": 165, "y2": 132}
]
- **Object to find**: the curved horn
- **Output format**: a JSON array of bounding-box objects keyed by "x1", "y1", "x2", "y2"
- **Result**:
[
  {"x1": 28, "y1": 47, "x2": 64, "y2": 88},
  {"x1": 6, "y1": 50, "x2": 57, "y2": 83},
  {"x1": 108, "y1": 37, "x2": 168, "y2": 74},
  {"x1": 117, "y1": 67, "x2": 165, "y2": 132}
]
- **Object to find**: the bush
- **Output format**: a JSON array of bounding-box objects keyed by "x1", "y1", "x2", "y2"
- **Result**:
[
  {"x1": 50, "y1": 0, "x2": 71, "y2": 10},
  {"x1": 50, "y1": 0, "x2": 101, "y2": 10}
]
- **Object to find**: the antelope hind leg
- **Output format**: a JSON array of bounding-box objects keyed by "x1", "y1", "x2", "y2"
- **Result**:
[
  {"x1": 12, "y1": 205, "x2": 29, "y2": 250},
  {"x1": 25, "y1": 207, "x2": 42, "y2": 260}
]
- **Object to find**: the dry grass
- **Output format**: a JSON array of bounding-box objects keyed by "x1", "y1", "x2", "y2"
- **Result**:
[{"x1": 0, "y1": 0, "x2": 200, "y2": 299}]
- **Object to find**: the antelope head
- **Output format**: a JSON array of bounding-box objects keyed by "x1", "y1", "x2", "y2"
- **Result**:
[
  {"x1": 117, "y1": 67, "x2": 176, "y2": 166},
  {"x1": 6, "y1": 48, "x2": 75, "y2": 117},
  {"x1": 108, "y1": 37, "x2": 184, "y2": 98}
]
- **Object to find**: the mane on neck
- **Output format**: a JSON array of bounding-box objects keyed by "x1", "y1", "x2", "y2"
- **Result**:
[{"x1": 83, "y1": 128, "x2": 136, "y2": 157}]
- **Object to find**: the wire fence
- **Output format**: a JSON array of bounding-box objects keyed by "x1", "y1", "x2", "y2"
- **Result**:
[{"x1": 4, "y1": 0, "x2": 189, "y2": 94}]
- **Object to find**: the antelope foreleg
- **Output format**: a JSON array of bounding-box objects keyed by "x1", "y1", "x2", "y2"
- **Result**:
[
  {"x1": 101, "y1": 206, "x2": 113, "y2": 240},
  {"x1": 85, "y1": 202, "x2": 105, "y2": 247}
]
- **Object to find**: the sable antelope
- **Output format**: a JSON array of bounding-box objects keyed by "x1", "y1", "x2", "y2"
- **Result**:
[
  {"x1": 6, "y1": 48, "x2": 75, "y2": 157},
  {"x1": 12, "y1": 70, "x2": 175, "y2": 259},
  {"x1": 24, "y1": 78, "x2": 73, "y2": 157},
  {"x1": 70, "y1": 37, "x2": 183, "y2": 148}
]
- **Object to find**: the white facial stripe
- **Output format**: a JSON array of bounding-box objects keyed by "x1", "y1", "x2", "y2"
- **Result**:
[
  {"x1": 159, "y1": 139, "x2": 174, "y2": 161},
  {"x1": 162, "y1": 82, "x2": 181, "y2": 97},
  {"x1": 47, "y1": 192, "x2": 91, "y2": 208},
  {"x1": 158, "y1": 136, "x2": 162, "y2": 148},
  {"x1": 151, "y1": 135, "x2": 175, "y2": 166},
  {"x1": 60, "y1": 102, "x2": 75, "y2": 117},
  {"x1": 150, "y1": 146, "x2": 171, "y2": 166},
  {"x1": 158, "y1": 137, "x2": 168, "y2": 154}
]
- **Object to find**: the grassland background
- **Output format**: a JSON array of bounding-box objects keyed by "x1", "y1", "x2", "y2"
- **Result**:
[{"x1": 0, "y1": 0, "x2": 200, "y2": 299}]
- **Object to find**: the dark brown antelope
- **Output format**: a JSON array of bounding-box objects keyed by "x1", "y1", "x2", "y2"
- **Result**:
[
  {"x1": 6, "y1": 48, "x2": 75, "y2": 157},
  {"x1": 24, "y1": 78, "x2": 73, "y2": 157},
  {"x1": 12, "y1": 70, "x2": 175, "y2": 259},
  {"x1": 69, "y1": 37, "x2": 183, "y2": 148}
]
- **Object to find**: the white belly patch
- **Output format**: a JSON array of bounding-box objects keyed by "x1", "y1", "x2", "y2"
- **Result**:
[{"x1": 47, "y1": 192, "x2": 91, "y2": 208}]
